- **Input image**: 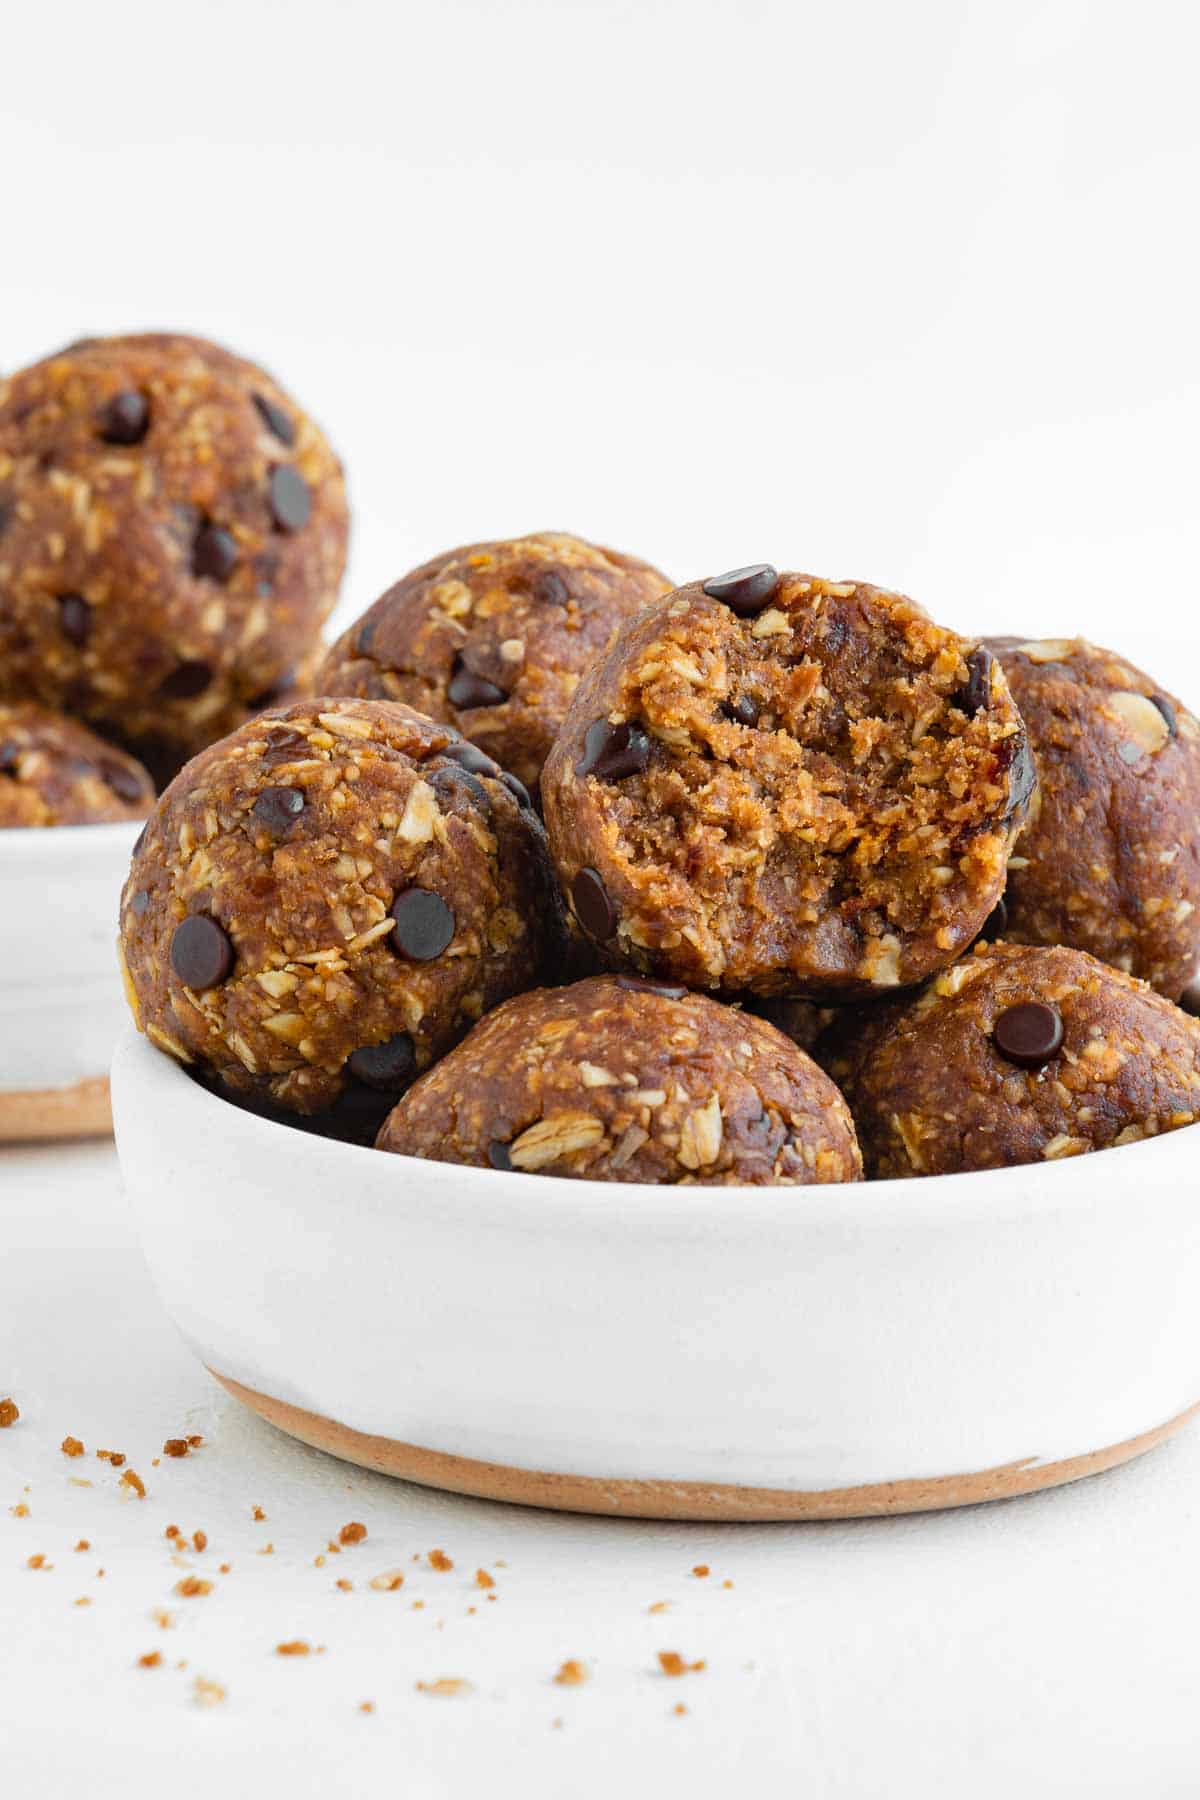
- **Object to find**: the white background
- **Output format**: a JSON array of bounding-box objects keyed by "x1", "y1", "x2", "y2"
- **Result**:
[{"x1": 4, "y1": 1, "x2": 1200, "y2": 1793}]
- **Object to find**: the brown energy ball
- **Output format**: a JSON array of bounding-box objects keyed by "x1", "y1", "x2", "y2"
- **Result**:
[
  {"x1": 0, "y1": 701, "x2": 153, "y2": 827},
  {"x1": 988, "y1": 637, "x2": 1200, "y2": 998},
  {"x1": 316, "y1": 532, "x2": 671, "y2": 792},
  {"x1": 848, "y1": 941, "x2": 1200, "y2": 1178},
  {"x1": 542, "y1": 567, "x2": 1034, "y2": 1000},
  {"x1": 0, "y1": 333, "x2": 348, "y2": 761},
  {"x1": 377, "y1": 975, "x2": 862, "y2": 1185},
  {"x1": 119, "y1": 697, "x2": 561, "y2": 1120}
]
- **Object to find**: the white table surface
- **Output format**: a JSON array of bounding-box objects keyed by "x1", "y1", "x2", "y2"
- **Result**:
[{"x1": 2, "y1": 1137, "x2": 1198, "y2": 1797}]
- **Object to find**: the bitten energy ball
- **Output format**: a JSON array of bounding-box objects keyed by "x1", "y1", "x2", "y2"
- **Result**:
[
  {"x1": 543, "y1": 567, "x2": 1034, "y2": 998},
  {"x1": 0, "y1": 701, "x2": 153, "y2": 827},
  {"x1": 119, "y1": 698, "x2": 560, "y2": 1119},
  {"x1": 0, "y1": 333, "x2": 348, "y2": 760},
  {"x1": 988, "y1": 637, "x2": 1200, "y2": 998},
  {"x1": 317, "y1": 533, "x2": 670, "y2": 791},
  {"x1": 847, "y1": 941, "x2": 1200, "y2": 1177},
  {"x1": 377, "y1": 975, "x2": 862, "y2": 1185}
]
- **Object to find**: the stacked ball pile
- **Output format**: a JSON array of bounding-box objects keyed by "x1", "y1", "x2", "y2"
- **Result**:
[{"x1": 13, "y1": 333, "x2": 1200, "y2": 1184}]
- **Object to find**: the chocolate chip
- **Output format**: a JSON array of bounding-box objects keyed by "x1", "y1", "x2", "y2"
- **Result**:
[
  {"x1": 1179, "y1": 979, "x2": 1200, "y2": 1017},
  {"x1": 959, "y1": 647, "x2": 994, "y2": 717},
  {"x1": 268, "y1": 466, "x2": 311, "y2": 532},
  {"x1": 252, "y1": 785, "x2": 305, "y2": 834},
  {"x1": 430, "y1": 765, "x2": 492, "y2": 813},
  {"x1": 992, "y1": 1001, "x2": 1063, "y2": 1069},
  {"x1": 1004, "y1": 734, "x2": 1037, "y2": 818},
  {"x1": 100, "y1": 758, "x2": 145, "y2": 804},
  {"x1": 721, "y1": 694, "x2": 759, "y2": 727},
  {"x1": 440, "y1": 740, "x2": 498, "y2": 777},
  {"x1": 130, "y1": 889, "x2": 150, "y2": 916},
  {"x1": 98, "y1": 390, "x2": 150, "y2": 445},
  {"x1": 532, "y1": 569, "x2": 569, "y2": 606},
  {"x1": 390, "y1": 888, "x2": 455, "y2": 960},
  {"x1": 487, "y1": 1139, "x2": 513, "y2": 1170},
  {"x1": 1150, "y1": 694, "x2": 1177, "y2": 737},
  {"x1": 253, "y1": 393, "x2": 296, "y2": 446},
  {"x1": 170, "y1": 915, "x2": 234, "y2": 989},
  {"x1": 193, "y1": 523, "x2": 238, "y2": 583},
  {"x1": 447, "y1": 657, "x2": 506, "y2": 710},
  {"x1": 616, "y1": 974, "x2": 686, "y2": 1000},
  {"x1": 576, "y1": 719, "x2": 651, "y2": 781},
  {"x1": 572, "y1": 866, "x2": 616, "y2": 941},
  {"x1": 499, "y1": 770, "x2": 533, "y2": 809},
  {"x1": 57, "y1": 593, "x2": 91, "y2": 646},
  {"x1": 158, "y1": 660, "x2": 213, "y2": 700},
  {"x1": 702, "y1": 564, "x2": 779, "y2": 617},
  {"x1": 355, "y1": 615, "x2": 379, "y2": 657},
  {"x1": 346, "y1": 1032, "x2": 416, "y2": 1092},
  {"x1": 0, "y1": 742, "x2": 19, "y2": 775},
  {"x1": 979, "y1": 895, "x2": 1008, "y2": 940}
]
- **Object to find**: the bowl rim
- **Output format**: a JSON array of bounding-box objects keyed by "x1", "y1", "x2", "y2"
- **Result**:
[
  {"x1": 0, "y1": 817, "x2": 145, "y2": 860},
  {"x1": 111, "y1": 1021, "x2": 1200, "y2": 1232}
]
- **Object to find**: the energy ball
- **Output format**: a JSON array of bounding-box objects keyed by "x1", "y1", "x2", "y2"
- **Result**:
[
  {"x1": 0, "y1": 333, "x2": 348, "y2": 760},
  {"x1": 542, "y1": 568, "x2": 1034, "y2": 999},
  {"x1": 847, "y1": 941, "x2": 1200, "y2": 1178},
  {"x1": 988, "y1": 637, "x2": 1200, "y2": 998},
  {"x1": 316, "y1": 532, "x2": 671, "y2": 792},
  {"x1": 377, "y1": 975, "x2": 862, "y2": 1185},
  {"x1": 0, "y1": 701, "x2": 153, "y2": 827},
  {"x1": 119, "y1": 697, "x2": 561, "y2": 1120}
]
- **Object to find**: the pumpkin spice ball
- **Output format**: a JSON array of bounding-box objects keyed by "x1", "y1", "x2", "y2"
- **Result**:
[
  {"x1": 119, "y1": 698, "x2": 561, "y2": 1120},
  {"x1": 0, "y1": 701, "x2": 153, "y2": 827},
  {"x1": 377, "y1": 975, "x2": 862, "y2": 1185},
  {"x1": 0, "y1": 333, "x2": 348, "y2": 761},
  {"x1": 316, "y1": 532, "x2": 671, "y2": 792},
  {"x1": 846, "y1": 941, "x2": 1200, "y2": 1178},
  {"x1": 987, "y1": 637, "x2": 1200, "y2": 998},
  {"x1": 542, "y1": 567, "x2": 1035, "y2": 999}
]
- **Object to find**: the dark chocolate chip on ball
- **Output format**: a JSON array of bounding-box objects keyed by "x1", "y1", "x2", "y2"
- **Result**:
[
  {"x1": 99, "y1": 759, "x2": 145, "y2": 804},
  {"x1": 1004, "y1": 734, "x2": 1037, "y2": 818},
  {"x1": 576, "y1": 719, "x2": 651, "y2": 782},
  {"x1": 252, "y1": 785, "x2": 306, "y2": 834},
  {"x1": 959, "y1": 647, "x2": 995, "y2": 717},
  {"x1": 170, "y1": 915, "x2": 234, "y2": 989},
  {"x1": 57, "y1": 593, "x2": 91, "y2": 646},
  {"x1": 253, "y1": 392, "x2": 297, "y2": 446},
  {"x1": 98, "y1": 389, "x2": 150, "y2": 445},
  {"x1": 447, "y1": 658, "x2": 506, "y2": 710},
  {"x1": 992, "y1": 1001, "x2": 1063, "y2": 1069},
  {"x1": 721, "y1": 694, "x2": 760, "y2": 727},
  {"x1": 572, "y1": 866, "x2": 617, "y2": 941},
  {"x1": 498, "y1": 770, "x2": 533, "y2": 809},
  {"x1": 346, "y1": 1032, "x2": 417, "y2": 1092},
  {"x1": 268, "y1": 465, "x2": 311, "y2": 533},
  {"x1": 129, "y1": 888, "x2": 150, "y2": 916},
  {"x1": 488, "y1": 1139, "x2": 513, "y2": 1170},
  {"x1": 702, "y1": 564, "x2": 779, "y2": 617},
  {"x1": 617, "y1": 974, "x2": 687, "y2": 1000},
  {"x1": 390, "y1": 887, "x2": 455, "y2": 960},
  {"x1": 193, "y1": 522, "x2": 239, "y2": 583},
  {"x1": 158, "y1": 660, "x2": 213, "y2": 700},
  {"x1": 441, "y1": 740, "x2": 498, "y2": 777}
]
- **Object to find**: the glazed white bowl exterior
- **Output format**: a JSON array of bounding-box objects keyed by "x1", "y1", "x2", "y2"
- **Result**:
[
  {"x1": 1, "y1": 823, "x2": 139, "y2": 1094},
  {"x1": 112, "y1": 1025, "x2": 1200, "y2": 1495}
]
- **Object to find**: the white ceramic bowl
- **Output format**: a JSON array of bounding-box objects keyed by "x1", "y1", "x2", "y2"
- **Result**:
[
  {"x1": 112, "y1": 1025, "x2": 1200, "y2": 1519},
  {"x1": 0, "y1": 822, "x2": 140, "y2": 1140}
]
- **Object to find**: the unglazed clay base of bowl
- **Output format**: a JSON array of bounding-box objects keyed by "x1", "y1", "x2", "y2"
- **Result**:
[
  {"x1": 112, "y1": 1028, "x2": 1200, "y2": 1522},
  {"x1": 0, "y1": 1076, "x2": 113, "y2": 1144},
  {"x1": 0, "y1": 821, "x2": 140, "y2": 1142}
]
